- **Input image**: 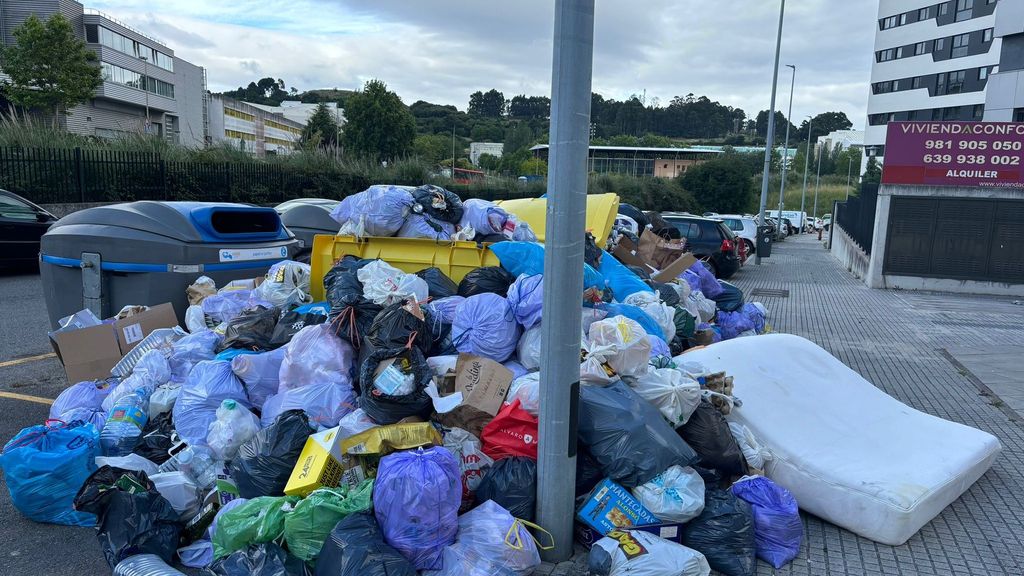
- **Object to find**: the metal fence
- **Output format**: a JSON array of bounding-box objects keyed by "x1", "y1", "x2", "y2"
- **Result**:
[
  {"x1": 835, "y1": 183, "x2": 878, "y2": 254},
  {"x1": 0, "y1": 146, "x2": 541, "y2": 206}
]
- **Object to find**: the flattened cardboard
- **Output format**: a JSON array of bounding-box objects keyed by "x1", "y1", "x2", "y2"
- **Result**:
[
  {"x1": 611, "y1": 236, "x2": 647, "y2": 269},
  {"x1": 454, "y1": 354, "x2": 513, "y2": 417},
  {"x1": 114, "y1": 303, "x2": 177, "y2": 356},
  {"x1": 651, "y1": 253, "x2": 698, "y2": 283}
]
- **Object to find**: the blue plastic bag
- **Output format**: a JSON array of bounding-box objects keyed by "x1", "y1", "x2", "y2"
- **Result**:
[
  {"x1": 0, "y1": 420, "x2": 99, "y2": 526},
  {"x1": 681, "y1": 269, "x2": 702, "y2": 293},
  {"x1": 373, "y1": 446, "x2": 461, "y2": 570},
  {"x1": 688, "y1": 262, "x2": 723, "y2": 298},
  {"x1": 489, "y1": 242, "x2": 604, "y2": 289},
  {"x1": 169, "y1": 329, "x2": 221, "y2": 383},
  {"x1": 648, "y1": 335, "x2": 671, "y2": 358},
  {"x1": 451, "y1": 293, "x2": 521, "y2": 363},
  {"x1": 598, "y1": 250, "x2": 654, "y2": 301},
  {"x1": 294, "y1": 301, "x2": 330, "y2": 316},
  {"x1": 592, "y1": 302, "x2": 664, "y2": 341},
  {"x1": 506, "y1": 274, "x2": 544, "y2": 329},
  {"x1": 731, "y1": 476, "x2": 803, "y2": 569},
  {"x1": 716, "y1": 310, "x2": 755, "y2": 340}
]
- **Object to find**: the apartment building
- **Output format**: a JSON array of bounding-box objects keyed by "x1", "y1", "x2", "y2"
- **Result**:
[
  {"x1": 208, "y1": 95, "x2": 304, "y2": 156},
  {"x1": 864, "y1": 0, "x2": 1002, "y2": 164},
  {"x1": 0, "y1": 0, "x2": 207, "y2": 146}
]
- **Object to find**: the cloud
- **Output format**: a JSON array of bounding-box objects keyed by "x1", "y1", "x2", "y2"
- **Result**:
[{"x1": 88, "y1": 0, "x2": 877, "y2": 128}]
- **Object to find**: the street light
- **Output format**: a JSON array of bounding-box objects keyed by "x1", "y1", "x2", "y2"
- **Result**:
[
  {"x1": 813, "y1": 136, "x2": 823, "y2": 219},
  {"x1": 799, "y1": 114, "x2": 812, "y2": 232},
  {"x1": 776, "y1": 64, "x2": 796, "y2": 238},
  {"x1": 755, "y1": 0, "x2": 787, "y2": 265}
]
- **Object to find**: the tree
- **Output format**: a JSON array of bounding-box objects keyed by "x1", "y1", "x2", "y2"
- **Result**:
[
  {"x1": 679, "y1": 156, "x2": 756, "y2": 213},
  {"x1": 412, "y1": 133, "x2": 450, "y2": 165},
  {"x1": 519, "y1": 157, "x2": 547, "y2": 176},
  {"x1": 477, "y1": 153, "x2": 501, "y2": 170},
  {"x1": 862, "y1": 156, "x2": 882, "y2": 186},
  {"x1": 0, "y1": 14, "x2": 102, "y2": 120},
  {"x1": 342, "y1": 79, "x2": 416, "y2": 161},
  {"x1": 508, "y1": 95, "x2": 550, "y2": 119},
  {"x1": 503, "y1": 122, "x2": 534, "y2": 153},
  {"x1": 755, "y1": 110, "x2": 797, "y2": 140},
  {"x1": 796, "y1": 111, "x2": 853, "y2": 144},
  {"x1": 470, "y1": 120, "x2": 504, "y2": 142},
  {"x1": 301, "y1": 102, "x2": 340, "y2": 148},
  {"x1": 468, "y1": 89, "x2": 506, "y2": 117},
  {"x1": 834, "y1": 146, "x2": 863, "y2": 179}
]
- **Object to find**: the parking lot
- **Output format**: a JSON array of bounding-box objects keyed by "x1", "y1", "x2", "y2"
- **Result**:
[{"x1": 2, "y1": 234, "x2": 1024, "y2": 575}]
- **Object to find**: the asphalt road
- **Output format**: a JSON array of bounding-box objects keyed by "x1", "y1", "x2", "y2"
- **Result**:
[{"x1": 0, "y1": 269, "x2": 111, "y2": 575}]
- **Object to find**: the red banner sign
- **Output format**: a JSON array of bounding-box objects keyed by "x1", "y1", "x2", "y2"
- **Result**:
[{"x1": 881, "y1": 122, "x2": 1024, "y2": 188}]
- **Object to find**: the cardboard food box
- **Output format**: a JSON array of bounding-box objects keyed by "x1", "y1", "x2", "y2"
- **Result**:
[
  {"x1": 431, "y1": 354, "x2": 514, "y2": 437},
  {"x1": 284, "y1": 427, "x2": 346, "y2": 497},
  {"x1": 576, "y1": 478, "x2": 660, "y2": 537},
  {"x1": 575, "y1": 521, "x2": 687, "y2": 549},
  {"x1": 49, "y1": 302, "x2": 179, "y2": 384}
]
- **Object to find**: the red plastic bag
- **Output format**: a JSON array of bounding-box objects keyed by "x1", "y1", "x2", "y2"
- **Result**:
[{"x1": 481, "y1": 399, "x2": 539, "y2": 460}]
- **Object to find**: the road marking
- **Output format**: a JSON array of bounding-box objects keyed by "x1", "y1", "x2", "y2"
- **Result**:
[
  {"x1": 0, "y1": 391, "x2": 54, "y2": 405},
  {"x1": 0, "y1": 352, "x2": 57, "y2": 368}
]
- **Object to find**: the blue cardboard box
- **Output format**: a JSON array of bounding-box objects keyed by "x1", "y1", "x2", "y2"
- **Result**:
[{"x1": 575, "y1": 478, "x2": 660, "y2": 536}]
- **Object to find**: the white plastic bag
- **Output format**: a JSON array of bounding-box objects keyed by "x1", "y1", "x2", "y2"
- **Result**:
[
  {"x1": 728, "y1": 422, "x2": 772, "y2": 471},
  {"x1": 581, "y1": 306, "x2": 609, "y2": 335},
  {"x1": 96, "y1": 454, "x2": 159, "y2": 477},
  {"x1": 357, "y1": 260, "x2": 429, "y2": 306},
  {"x1": 589, "y1": 529, "x2": 710, "y2": 576},
  {"x1": 517, "y1": 325, "x2": 543, "y2": 370},
  {"x1": 624, "y1": 292, "x2": 677, "y2": 343},
  {"x1": 507, "y1": 373, "x2": 540, "y2": 416},
  {"x1": 231, "y1": 346, "x2": 286, "y2": 407},
  {"x1": 628, "y1": 368, "x2": 701, "y2": 427},
  {"x1": 185, "y1": 305, "x2": 207, "y2": 333},
  {"x1": 149, "y1": 471, "x2": 201, "y2": 519},
  {"x1": 278, "y1": 324, "x2": 354, "y2": 392},
  {"x1": 442, "y1": 427, "x2": 494, "y2": 505},
  {"x1": 632, "y1": 465, "x2": 706, "y2": 523},
  {"x1": 149, "y1": 383, "x2": 181, "y2": 417},
  {"x1": 206, "y1": 399, "x2": 261, "y2": 461},
  {"x1": 254, "y1": 261, "x2": 312, "y2": 308},
  {"x1": 424, "y1": 500, "x2": 541, "y2": 576},
  {"x1": 688, "y1": 291, "x2": 716, "y2": 324},
  {"x1": 337, "y1": 408, "x2": 378, "y2": 440},
  {"x1": 580, "y1": 341, "x2": 618, "y2": 386},
  {"x1": 587, "y1": 316, "x2": 652, "y2": 378},
  {"x1": 261, "y1": 380, "x2": 356, "y2": 429},
  {"x1": 102, "y1": 349, "x2": 172, "y2": 412},
  {"x1": 173, "y1": 360, "x2": 251, "y2": 449}
]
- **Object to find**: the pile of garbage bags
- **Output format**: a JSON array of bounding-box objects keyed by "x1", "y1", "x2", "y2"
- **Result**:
[{"x1": 1, "y1": 186, "x2": 798, "y2": 576}]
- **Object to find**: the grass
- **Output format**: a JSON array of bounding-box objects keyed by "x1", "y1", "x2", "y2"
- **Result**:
[{"x1": 748, "y1": 174, "x2": 856, "y2": 217}]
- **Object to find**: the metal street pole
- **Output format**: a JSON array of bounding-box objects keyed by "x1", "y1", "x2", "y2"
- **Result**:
[
  {"x1": 776, "y1": 64, "x2": 795, "y2": 238},
  {"x1": 537, "y1": 0, "x2": 592, "y2": 562},
  {"x1": 846, "y1": 157, "x2": 853, "y2": 199},
  {"x1": 451, "y1": 123, "x2": 456, "y2": 178},
  {"x1": 756, "y1": 0, "x2": 786, "y2": 265},
  {"x1": 813, "y1": 139, "x2": 823, "y2": 218},
  {"x1": 799, "y1": 115, "x2": 812, "y2": 232},
  {"x1": 140, "y1": 56, "x2": 150, "y2": 134}
]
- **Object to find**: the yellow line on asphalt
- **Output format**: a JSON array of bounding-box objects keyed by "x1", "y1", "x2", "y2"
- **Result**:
[
  {"x1": 0, "y1": 391, "x2": 54, "y2": 405},
  {"x1": 0, "y1": 352, "x2": 57, "y2": 368}
]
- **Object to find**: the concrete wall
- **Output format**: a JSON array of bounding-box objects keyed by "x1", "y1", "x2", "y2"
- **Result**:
[{"x1": 829, "y1": 224, "x2": 871, "y2": 280}]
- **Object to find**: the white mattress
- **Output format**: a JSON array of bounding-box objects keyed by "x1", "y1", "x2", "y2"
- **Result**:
[{"x1": 679, "y1": 334, "x2": 1001, "y2": 545}]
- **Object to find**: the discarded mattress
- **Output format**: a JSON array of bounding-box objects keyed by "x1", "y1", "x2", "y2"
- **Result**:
[{"x1": 680, "y1": 333, "x2": 1001, "y2": 546}]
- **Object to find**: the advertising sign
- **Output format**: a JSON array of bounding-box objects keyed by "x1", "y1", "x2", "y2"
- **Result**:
[{"x1": 881, "y1": 122, "x2": 1024, "y2": 188}]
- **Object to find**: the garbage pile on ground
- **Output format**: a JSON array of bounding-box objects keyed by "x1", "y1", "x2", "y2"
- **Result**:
[{"x1": 2, "y1": 184, "x2": 800, "y2": 576}]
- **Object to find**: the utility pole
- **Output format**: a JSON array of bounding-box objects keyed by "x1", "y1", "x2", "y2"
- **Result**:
[
  {"x1": 799, "y1": 115, "x2": 812, "y2": 232},
  {"x1": 813, "y1": 140, "x2": 823, "y2": 219},
  {"x1": 140, "y1": 55, "x2": 151, "y2": 134},
  {"x1": 776, "y1": 64, "x2": 795, "y2": 238},
  {"x1": 537, "y1": 0, "x2": 593, "y2": 562},
  {"x1": 756, "y1": 0, "x2": 786, "y2": 265},
  {"x1": 846, "y1": 156, "x2": 853, "y2": 199},
  {"x1": 451, "y1": 123, "x2": 456, "y2": 179}
]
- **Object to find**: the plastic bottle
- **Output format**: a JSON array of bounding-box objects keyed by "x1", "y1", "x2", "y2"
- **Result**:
[
  {"x1": 157, "y1": 446, "x2": 218, "y2": 491},
  {"x1": 112, "y1": 553, "x2": 185, "y2": 576},
  {"x1": 99, "y1": 389, "x2": 150, "y2": 457}
]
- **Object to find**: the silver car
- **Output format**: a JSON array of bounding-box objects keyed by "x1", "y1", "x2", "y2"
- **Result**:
[{"x1": 716, "y1": 214, "x2": 758, "y2": 255}]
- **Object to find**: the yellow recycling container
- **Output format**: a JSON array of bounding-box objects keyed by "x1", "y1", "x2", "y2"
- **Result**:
[{"x1": 310, "y1": 192, "x2": 620, "y2": 301}]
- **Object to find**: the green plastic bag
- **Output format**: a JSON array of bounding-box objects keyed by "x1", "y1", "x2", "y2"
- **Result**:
[
  {"x1": 212, "y1": 495, "x2": 299, "y2": 559},
  {"x1": 283, "y1": 479, "x2": 374, "y2": 563}
]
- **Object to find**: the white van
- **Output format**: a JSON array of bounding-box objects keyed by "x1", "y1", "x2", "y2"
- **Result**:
[{"x1": 768, "y1": 210, "x2": 807, "y2": 234}]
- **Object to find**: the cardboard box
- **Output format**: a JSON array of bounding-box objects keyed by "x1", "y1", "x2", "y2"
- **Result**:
[
  {"x1": 453, "y1": 354, "x2": 513, "y2": 417},
  {"x1": 651, "y1": 253, "x2": 698, "y2": 283},
  {"x1": 49, "y1": 302, "x2": 178, "y2": 383},
  {"x1": 575, "y1": 521, "x2": 686, "y2": 549},
  {"x1": 284, "y1": 427, "x2": 345, "y2": 497},
  {"x1": 576, "y1": 478, "x2": 660, "y2": 537}
]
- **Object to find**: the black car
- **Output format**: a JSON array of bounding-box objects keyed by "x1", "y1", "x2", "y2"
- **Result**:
[
  {"x1": 1, "y1": 189, "x2": 57, "y2": 268},
  {"x1": 660, "y1": 212, "x2": 741, "y2": 279}
]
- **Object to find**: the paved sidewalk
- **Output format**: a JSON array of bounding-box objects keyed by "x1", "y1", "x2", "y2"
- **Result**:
[{"x1": 727, "y1": 234, "x2": 1024, "y2": 576}]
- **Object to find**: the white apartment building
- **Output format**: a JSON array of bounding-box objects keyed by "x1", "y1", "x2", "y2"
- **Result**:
[
  {"x1": 208, "y1": 95, "x2": 304, "y2": 156},
  {"x1": 247, "y1": 101, "x2": 345, "y2": 128},
  {"x1": 817, "y1": 130, "x2": 865, "y2": 152},
  {"x1": 470, "y1": 142, "x2": 504, "y2": 165},
  {"x1": 865, "y1": 0, "x2": 1002, "y2": 166}
]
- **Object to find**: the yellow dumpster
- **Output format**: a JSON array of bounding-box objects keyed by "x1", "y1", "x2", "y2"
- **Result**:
[{"x1": 495, "y1": 193, "x2": 619, "y2": 243}]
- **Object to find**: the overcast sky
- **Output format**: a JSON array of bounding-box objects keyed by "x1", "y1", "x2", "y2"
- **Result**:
[{"x1": 91, "y1": 0, "x2": 878, "y2": 128}]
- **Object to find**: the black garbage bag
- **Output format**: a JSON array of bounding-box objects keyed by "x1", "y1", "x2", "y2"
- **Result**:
[
  {"x1": 314, "y1": 511, "x2": 417, "y2": 576},
  {"x1": 575, "y1": 443, "x2": 604, "y2": 497},
  {"x1": 218, "y1": 306, "x2": 282, "y2": 352},
  {"x1": 617, "y1": 203, "x2": 649, "y2": 231},
  {"x1": 329, "y1": 299, "x2": 382, "y2": 350},
  {"x1": 203, "y1": 542, "x2": 311, "y2": 576},
  {"x1": 682, "y1": 489, "x2": 757, "y2": 576},
  {"x1": 326, "y1": 258, "x2": 381, "y2": 349},
  {"x1": 474, "y1": 456, "x2": 537, "y2": 521},
  {"x1": 676, "y1": 400, "x2": 747, "y2": 477},
  {"x1": 132, "y1": 411, "x2": 175, "y2": 465},
  {"x1": 692, "y1": 465, "x2": 724, "y2": 488},
  {"x1": 649, "y1": 281, "x2": 680, "y2": 306},
  {"x1": 358, "y1": 346, "x2": 434, "y2": 424},
  {"x1": 578, "y1": 381, "x2": 699, "y2": 488},
  {"x1": 230, "y1": 409, "x2": 314, "y2": 498},
  {"x1": 269, "y1": 310, "x2": 328, "y2": 348},
  {"x1": 713, "y1": 280, "x2": 745, "y2": 312},
  {"x1": 323, "y1": 256, "x2": 373, "y2": 300},
  {"x1": 627, "y1": 265, "x2": 651, "y2": 280},
  {"x1": 476, "y1": 233, "x2": 508, "y2": 243},
  {"x1": 584, "y1": 232, "x2": 602, "y2": 269},
  {"x1": 457, "y1": 266, "x2": 515, "y2": 298},
  {"x1": 412, "y1": 184, "x2": 464, "y2": 224},
  {"x1": 416, "y1": 267, "x2": 459, "y2": 298},
  {"x1": 366, "y1": 301, "x2": 432, "y2": 354},
  {"x1": 72, "y1": 466, "x2": 182, "y2": 568}
]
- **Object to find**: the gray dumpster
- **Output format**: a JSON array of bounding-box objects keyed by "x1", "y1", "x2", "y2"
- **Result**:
[
  {"x1": 40, "y1": 201, "x2": 298, "y2": 327},
  {"x1": 275, "y1": 198, "x2": 340, "y2": 263}
]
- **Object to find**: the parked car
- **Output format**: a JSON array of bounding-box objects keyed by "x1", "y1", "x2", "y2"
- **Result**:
[
  {"x1": 275, "y1": 198, "x2": 341, "y2": 263},
  {"x1": 1, "y1": 188, "x2": 57, "y2": 269},
  {"x1": 716, "y1": 214, "x2": 758, "y2": 256},
  {"x1": 822, "y1": 214, "x2": 832, "y2": 231},
  {"x1": 660, "y1": 212, "x2": 741, "y2": 279}
]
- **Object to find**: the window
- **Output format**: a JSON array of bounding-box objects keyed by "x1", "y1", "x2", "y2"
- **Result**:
[
  {"x1": 896, "y1": 46, "x2": 904, "y2": 58},
  {"x1": 943, "y1": 106, "x2": 961, "y2": 120},
  {"x1": 919, "y1": 6, "x2": 932, "y2": 19},
  {"x1": 85, "y1": 24, "x2": 98, "y2": 43},
  {"x1": 933, "y1": 108, "x2": 944, "y2": 120},
  {"x1": 96, "y1": 26, "x2": 173, "y2": 71},
  {"x1": 955, "y1": 0, "x2": 973, "y2": 21},
  {"x1": 875, "y1": 80, "x2": 892, "y2": 94},
  {"x1": 881, "y1": 15, "x2": 898, "y2": 29},
  {"x1": 939, "y1": 2, "x2": 950, "y2": 15},
  {"x1": 224, "y1": 129, "x2": 255, "y2": 141},
  {"x1": 878, "y1": 48, "x2": 896, "y2": 62},
  {"x1": 979, "y1": 66, "x2": 989, "y2": 80},
  {"x1": 935, "y1": 37, "x2": 945, "y2": 51},
  {"x1": 899, "y1": 13, "x2": 908, "y2": 25},
  {"x1": 224, "y1": 108, "x2": 255, "y2": 122},
  {"x1": 973, "y1": 104, "x2": 985, "y2": 119},
  {"x1": 1015, "y1": 108, "x2": 1024, "y2": 122},
  {"x1": 983, "y1": 28, "x2": 993, "y2": 42},
  {"x1": 893, "y1": 79, "x2": 902, "y2": 91},
  {"x1": 913, "y1": 76, "x2": 924, "y2": 89},
  {"x1": 100, "y1": 61, "x2": 173, "y2": 98},
  {"x1": 937, "y1": 72, "x2": 946, "y2": 93},
  {"x1": 952, "y1": 33, "x2": 970, "y2": 58},
  {"x1": 915, "y1": 42, "x2": 927, "y2": 55},
  {"x1": 947, "y1": 70, "x2": 966, "y2": 93}
]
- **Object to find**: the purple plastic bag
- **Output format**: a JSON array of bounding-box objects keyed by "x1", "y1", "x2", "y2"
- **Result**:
[
  {"x1": 688, "y1": 262, "x2": 723, "y2": 298},
  {"x1": 716, "y1": 310, "x2": 755, "y2": 340},
  {"x1": 648, "y1": 335, "x2": 671, "y2": 358},
  {"x1": 741, "y1": 303, "x2": 766, "y2": 334},
  {"x1": 373, "y1": 446, "x2": 461, "y2": 570},
  {"x1": 731, "y1": 476, "x2": 803, "y2": 569},
  {"x1": 506, "y1": 274, "x2": 544, "y2": 329},
  {"x1": 424, "y1": 296, "x2": 464, "y2": 325},
  {"x1": 202, "y1": 291, "x2": 273, "y2": 324},
  {"x1": 169, "y1": 329, "x2": 222, "y2": 383},
  {"x1": 398, "y1": 213, "x2": 456, "y2": 240},
  {"x1": 331, "y1": 185, "x2": 414, "y2": 237},
  {"x1": 260, "y1": 380, "x2": 356, "y2": 429},
  {"x1": 50, "y1": 381, "x2": 111, "y2": 429},
  {"x1": 451, "y1": 293, "x2": 521, "y2": 363}
]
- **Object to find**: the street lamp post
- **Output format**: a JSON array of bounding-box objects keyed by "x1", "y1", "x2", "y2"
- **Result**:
[
  {"x1": 813, "y1": 138, "x2": 823, "y2": 219},
  {"x1": 799, "y1": 115, "x2": 812, "y2": 232},
  {"x1": 755, "y1": 0, "x2": 787, "y2": 265},
  {"x1": 846, "y1": 157, "x2": 853, "y2": 199},
  {"x1": 776, "y1": 64, "x2": 796, "y2": 238},
  {"x1": 140, "y1": 55, "x2": 150, "y2": 134}
]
